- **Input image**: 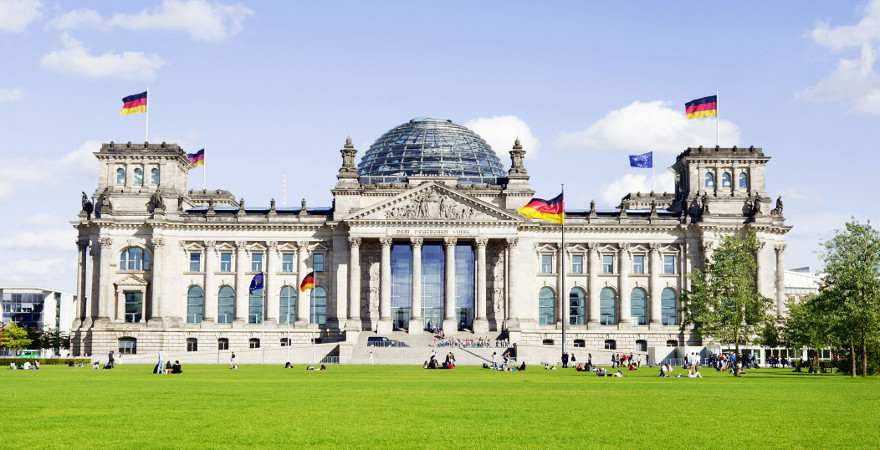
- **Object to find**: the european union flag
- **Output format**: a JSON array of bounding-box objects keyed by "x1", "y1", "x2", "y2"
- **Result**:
[
  {"x1": 249, "y1": 272, "x2": 264, "y2": 294},
  {"x1": 629, "y1": 151, "x2": 653, "y2": 168}
]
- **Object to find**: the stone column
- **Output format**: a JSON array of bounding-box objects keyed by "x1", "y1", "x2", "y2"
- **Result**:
[
  {"x1": 409, "y1": 237, "x2": 424, "y2": 334},
  {"x1": 559, "y1": 244, "x2": 567, "y2": 326},
  {"x1": 296, "y1": 242, "x2": 310, "y2": 325},
  {"x1": 504, "y1": 238, "x2": 520, "y2": 330},
  {"x1": 150, "y1": 237, "x2": 165, "y2": 325},
  {"x1": 377, "y1": 237, "x2": 393, "y2": 334},
  {"x1": 618, "y1": 244, "x2": 631, "y2": 326},
  {"x1": 587, "y1": 243, "x2": 600, "y2": 327},
  {"x1": 96, "y1": 237, "x2": 113, "y2": 322},
  {"x1": 203, "y1": 241, "x2": 217, "y2": 322},
  {"x1": 473, "y1": 238, "x2": 489, "y2": 333},
  {"x1": 74, "y1": 239, "x2": 88, "y2": 326},
  {"x1": 346, "y1": 237, "x2": 362, "y2": 331},
  {"x1": 775, "y1": 244, "x2": 786, "y2": 318},
  {"x1": 234, "y1": 241, "x2": 248, "y2": 324},
  {"x1": 265, "y1": 241, "x2": 279, "y2": 324},
  {"x1": 442, "y1": 237, "x2": 458, "y2": 335},
  {"x1": 649, "y1": 243, "x2": 662, "y2": 326},
  {"x1": 755, "y1": 241, "x2": 765, "y2": 298},
  {"x1": 88, "y1": 239, "x2": 101, "y2": 323}
]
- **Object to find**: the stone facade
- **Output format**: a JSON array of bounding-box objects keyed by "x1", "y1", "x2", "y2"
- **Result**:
[{"x1": 71, "y1": 134, "x2": 790, "y2": 360}]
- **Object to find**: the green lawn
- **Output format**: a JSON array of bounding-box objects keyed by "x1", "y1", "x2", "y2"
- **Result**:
[{"x1": 4, "y1": 364, "x2": 879, "y2": 449}]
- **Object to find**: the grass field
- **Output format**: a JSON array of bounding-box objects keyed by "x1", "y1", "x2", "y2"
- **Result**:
[{"x1": 4, "y1": 364, "x2": 879, "y2": 449}]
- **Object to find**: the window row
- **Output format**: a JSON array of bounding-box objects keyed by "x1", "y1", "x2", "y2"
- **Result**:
[
  {"x1": 119, "y1": 336, "x2": 297, "y2": 355},
  {"x1": 538, "y1": 286, "x2": 679, "y2": 326},
  {"x1": 704, "y1": 170, "x2": 749, "y2": 189},
  {"x1": 186, "y1": 251, "x2": 324, "y2": 273},
  {"x1": 545, "y1": 338, "x2": 680, "y2": 351},
  {"x1": 186, "y1": 285, "x2": 327, "y2": 325},
  {"x1": 540, "y1": 254, "x2": 678, "y2": 275},
  {"x1": 115, "y1": 166, "x2": 160, "y2": 186}
]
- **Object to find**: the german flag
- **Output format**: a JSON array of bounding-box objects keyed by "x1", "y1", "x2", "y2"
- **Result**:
[
  {"x1": 685, "y1": 95, "x2": 717, "y2": 119},
  {"x1": 187, "y1": 149, "x2": 205, "y2": 168},
  {"x1": 299, "y1": 271, "x2": 315, "y2": 292},
  {"x1": 120, "y1": 91, "x2": 147, "y2": 115},
  {"x1": 517, "y1": 193, "x2": 564, "y2": 224}
]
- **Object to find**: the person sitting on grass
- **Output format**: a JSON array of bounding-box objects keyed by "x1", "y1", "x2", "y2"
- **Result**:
[
  {"x1": 519, "y1": 361, "x2": 526, "y2": 371},
  {"x1": 613, "y1": 369, "x2": 623, "y2": 377},
  {"x1": 171, "y1": 361, "x2": 183, "y2": 374},
  {"x1": 595, "y1": 367, "x2": 607, "y2": 377},
  {"x1": 284, "y1": 362, "x2": 293, "y2": 369}
]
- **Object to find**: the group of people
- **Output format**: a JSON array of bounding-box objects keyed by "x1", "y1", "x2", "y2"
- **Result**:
[
  {"x1": 423, "y1": 350, "x2": 456, "y2": 369},
  {"x1": 8, "y1": 360, "x2": 40, "y2": 370},
  {"x1": 609, "y1": 353, "x2": 641, "y2": 371},
  {"x1": 434, "y1": 336, "x2": 509, "y2": 349},
  {"x1": 485, "y1": 351, "x2": 526, "y2": 372},
  {"x1": 766, "y1": 355, "x2": 789, "y2": 368},
  {"x1": 152, "y1": 352, "x2": 184, "y2": 374}
]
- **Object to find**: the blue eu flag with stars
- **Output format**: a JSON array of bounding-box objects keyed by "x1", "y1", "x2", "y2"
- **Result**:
[
  {"x1": 249, "y1": 272, "x2": 264, "y2": 294},
  {"x1": 629, "y1": 151, "x2": 653, "y2": 168}
]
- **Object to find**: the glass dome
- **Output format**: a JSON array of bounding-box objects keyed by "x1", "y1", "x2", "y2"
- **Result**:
[{"x1": 358, "y1": 118, "x2": 505, "y2": 185}]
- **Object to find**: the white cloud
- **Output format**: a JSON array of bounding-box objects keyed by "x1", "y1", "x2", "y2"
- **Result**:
[
  {"x1": 0, "y1": 254, "x2": 73, "y2": 288},
  {"x1": 801, "y1": 2, "x2": 880, "y2": 114},
  {"x1": 0, "y1": 0, "x2": 41, "y2": 33},
  {"x1": 49, "y1": 0, "x2": 253, "y2": 42},
  {"x1": 599, "y1": 170, "x2": 676, "y2": 207},
  {"x1": 0, "y1": 88, "x2": 23, "y2": 103},
  {"x1": 557, "y1": 100, "x2": 740, "y2": 154},
  {"x1": 47, "y1": 8, "x2": 104, "y2": 31},
  {"x1": 40, "y1": 34, "x2": 165, "y2": 81},
  {"x1": 0, "y1": 229, "x2": 75, "y2": 251},
  {"x1": 464, "y1": 115, "x2": 540, "y2": 159},
  {"x1": 0, "y1": 140, "x2": 101, "y2": 200}
]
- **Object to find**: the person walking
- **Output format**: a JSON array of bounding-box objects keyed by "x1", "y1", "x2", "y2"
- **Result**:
[
  {"x1": 230, "y1": 352, "x2": 238, "y2": 369},
  {"x1": 561, "y1": 352, "x2": 569, "y2": 368}
]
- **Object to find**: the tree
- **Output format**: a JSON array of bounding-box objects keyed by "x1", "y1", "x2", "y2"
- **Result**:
[
  {"x1": 0, "y1": 322, "x2": 33, "y2": 352},
  {"x1": 782, "y1": 294, "x2": 829, "y2": 372},
  {"x1": 682, "y1": 229, "x2": 773, "y2": 376},
  {"x1": 817, "y1": 221, "x2": 880, "y2": 377}
]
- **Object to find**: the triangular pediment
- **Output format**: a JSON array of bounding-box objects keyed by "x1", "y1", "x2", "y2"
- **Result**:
[
  {"x1": 116, "y1": 274, "x2": 148, "y2": 287},
  {"x1": 344, "y1": 182, "x2": 522, "y2": 222}
]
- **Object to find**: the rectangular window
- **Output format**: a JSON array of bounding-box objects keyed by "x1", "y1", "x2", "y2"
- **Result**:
[
  {"x1": 251, "y1": 253, "x2": 263, "y2": 273},
  {"x1": 602, "y1": 255, "x2": 615, "y2": 274},
  {"x1": 663, "y1": 255, "x2": 677, "y2": 274},
  {"x1": 189, "y1": 252, "x2": 201, "y2": 272},
  {"x1": 281, "y1": 252, "x2": 294, "y2": 273},
  {"x1": 632, "y1": 255, "x2": 645, "y2": 274},
  {"x1": 217, "y1": 338, "x2": 229, "y2": 350},
  {"x1": 541, "y1": 254, "x2": 553, "y2": 273},
  {"x1": 571, "y1": 255, "x2": 584, "y2": 273},
  {"x1": 220, "y1": 252, "x2": 232, "y2": 273},
  {"x1": 313, "y1": 253, "x2": 325, "y2": 272},
  {"x1": 186, "y1": 338, "x2": 198, "y2": 352}
]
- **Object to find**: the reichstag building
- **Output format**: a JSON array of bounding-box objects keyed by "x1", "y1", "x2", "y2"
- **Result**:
[{"x1": 71, "y1": 117, "x2": 790, "y2": 360}]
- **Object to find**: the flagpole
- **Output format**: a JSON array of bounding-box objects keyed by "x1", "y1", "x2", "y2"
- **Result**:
[
  {"x1": 715, "y1": 89, "x2": 719, "y2": 147},
  {"x1": 145, "y1": 87, "x2": 150, "y2": 142},
  {"x1": 203, "y1": 146, "x2": 207, "y2": 190},
  {"x1": 560, "y1": 183, "x2": 566, "y2": 363}
]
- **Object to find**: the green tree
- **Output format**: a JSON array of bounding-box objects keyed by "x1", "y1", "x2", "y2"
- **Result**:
[
  {"x1": 818, "y1": 221, "x2": 880, "y2": 377},
  {"x1": 0, "y1": 322, "x2": 33, "y2": 351},
  {"x1": 782, "y1": 294, "x2": 829, "y2": 372},
  {"x1": 682, "y1": 229, "x2": 773, "y2": 376}
]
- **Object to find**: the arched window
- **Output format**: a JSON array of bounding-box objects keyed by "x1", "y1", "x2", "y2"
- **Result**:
[
  {"x1": 310, "y1": 286, "x2": 327, "y2": 325},
  {"x1": 115, "y1": 167, "x2": 126, "y2": 185},
  {"x1": 661, "y1": 288, "x2": 678, "y2": 325},
  {"x1": 631, "y1": 288, "x2": 648, "y2": 325},
  {"x1": 635, "y1": 339, "x2": 648, "y2": 352},
  {"x1": 538, "y1": 287, "x2": 556, "y2": 325},
  {"x1": 118, "y1": 337, "x2": 137, "y2": 354},
  {"x1": 249, "y1": 288, "x2": 264, "y2": 324},
  {"x1": 279, "y1": 286, "x2": 297, "y2": 324},
  {"x1": 600, "y1": 287, "x2": 617, "y2": 325},
  {"x1": 119, "y1": 247, "x2": 152, "y2": 271},
  {"x1": 133, "y1": 167, "x2": 144, "y2": 186},
  {"x1": 186, "y1": 286, "x2": 204, "y2": 324},
  {"x1": 150, "y1": 167, "x2": 160, "y2": 185},
  {"x1": 569, "y1": 287, "x2": 586, "y2": 325},
  {"x1": 217, "y1": 338, "x2": 229, "y2": 350},
  {"x1": 218, "y1": 286, "x2": 235, "y2": 324},
  {"x1": 721, "y1": 171, "x2": 732, "y2": 187},
  {"x1": 704, "y1": 172, "x2": 715, "y2": 188},
  {"x1": 739, "y1": 171, "x2": 749, "y2": 189},
  {"x1": 249, "y1": 338, "x2": 260, "y2": 349}
]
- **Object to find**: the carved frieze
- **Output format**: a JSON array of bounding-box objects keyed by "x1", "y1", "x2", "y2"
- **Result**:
[{"x1": 385, "y1": 187, "x2": 480, "y2": 220}]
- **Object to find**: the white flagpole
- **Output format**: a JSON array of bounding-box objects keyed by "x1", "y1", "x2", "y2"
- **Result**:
[
  {"x1": 203, "y1": 147, "x2": 207, "y2": 190},
  {"x1": 715, "y1": 89, "x2": 719, "y2": 147},
  {"x1": 145, "y1": 88, "x2": 150, "y2": 142}
]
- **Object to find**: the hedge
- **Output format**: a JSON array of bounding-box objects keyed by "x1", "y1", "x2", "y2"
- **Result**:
[{"x1": 1, "y1": 358, "x2": 91, "y2": 366}]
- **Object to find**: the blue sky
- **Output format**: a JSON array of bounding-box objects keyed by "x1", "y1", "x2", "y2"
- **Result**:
[{"x1": 1, "y1": 0, "x2": 878, "y2": 290}]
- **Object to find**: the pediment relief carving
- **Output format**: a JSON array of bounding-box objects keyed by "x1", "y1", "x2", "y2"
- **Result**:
[
  {"x1": 116, "y1": 274, "x2": 148, "y2": 287},
  {"x1": 346, "y1": 183, "x2": 520, "y2": 222}
]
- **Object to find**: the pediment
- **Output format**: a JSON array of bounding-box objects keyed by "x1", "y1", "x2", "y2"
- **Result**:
[
  {"x1": 344, "y1": 182, "x2": 522, "y2": 223},
  {"x1": 116, "y1": 274, "x2": 148, "y2": 287}
]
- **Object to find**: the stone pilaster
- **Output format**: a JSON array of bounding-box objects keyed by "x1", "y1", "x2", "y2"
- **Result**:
[
  {"x1": 473, "y1": 237, "x2": 489, "y2": 333},
  {"x1": 234, "y1": 241, "x2": 248, "y2": 324},
  {"x1": 96, "y1": 237, "x2": 113, "y2": 323},
  {"x1": 296, "y1": 241, "x2": 310, "y2": 326},
  {"x1": 74, "y1": 239, "x2": 88, "y2": 327},
  {"x1": 149, "y1": 237, "x2": 165, "y2": 326},
  {"x1": 504, "y1": 238, "x2": 520, "y2": 331},
  {"x1": 587, "y1": 243, "x2": 600, "y2": 327},
  {"x1": 408, "y1": 237, "x2": 424, "y2": 334},
  {"x1": 377, "y1": 237, "x2": 393, "y2": 334},
  {"x1": 618, "y1": 243, "x2": 632, "y2": 326},
  {"x1": 346, "y1": 237, "x2": 362, "y2": 332},
  {"x1": 775, "y1": 243, "x2": 786, "y2": 318},
  {"x1": 203, "y1": 241, "x2": 216, "y2": 322},
  {"x1": 265, "y1": 241, "x2": 279, "y2": 324},
  {"x1": 442, "y1": 237, "x2": 458, "y2": 335},
  {"x1": 649, "y1": 243, "x2": 662, "y2": 327}
]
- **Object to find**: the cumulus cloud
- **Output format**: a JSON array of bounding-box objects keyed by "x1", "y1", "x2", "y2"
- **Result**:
[
  {"x1": 0, "y1": 229, "x2": 75, "y2": 251},
  {"x1": 0, "y1": 140, "x2": 101, "y2": 200},
  {"x1": 599, "y1": 170, "x2": 676, "y2": 207},
  {"x1": 40, "y1": 34, "x2": 165, "y2": 80},
  {"x1": 464, "y1": 115, "x2": 540, "y2": 159},
  {"x1": 800, "y1": 1, "x2": 880, "y2": 114},
  {"x1": 0, "y1": 88, "x2": 24, "y2": 103},
  {"x1": 48, "y1": 0, "x2": 253, "y2": 42},
  {"x1": 557, "y1": 100, "x2": 740, "y2": 154},
  {"x1": 0, "y1": 0, "x2": 41, "y2": 33},
  {"x1": 0, "y1": 255, "x2": 74, "y2": 288}
]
